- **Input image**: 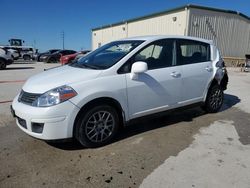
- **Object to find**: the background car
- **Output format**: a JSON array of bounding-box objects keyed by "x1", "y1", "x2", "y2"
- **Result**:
[
  {"x1": 7, "y1": 49, "x2": 19, "y2": 60},
  {"x1": 20, "y1": 47, "x2": 36, "y2": 61},
  {"x1": 74, "y1": 50, "x2": 91, "y2": 61},
  {"x1": 45, "y1": 50, "x2": 77, "y2": 63},
  {"x1": 37, "y1": 49, "x2": 60, "y2": 62},
  {"x1": 0, "y1": 48, "x2": 13, "y2": 69},
  {"x1": 244, "y1": 54, "x2": 250, "y2": 72},
  {"x1": 60, "y1": 50, "x2": 90, "y2": 65}
]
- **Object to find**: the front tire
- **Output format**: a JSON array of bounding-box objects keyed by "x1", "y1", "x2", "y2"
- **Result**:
[
  {"x1": 203, "y1": 84, "x2": 224, "y2": 113},
  {"x1": 75, "y1": 105, "x2": 120, "y2": 148},
  {"x1": 47, "y1": 57, "x2": 57, "y2": 63}
]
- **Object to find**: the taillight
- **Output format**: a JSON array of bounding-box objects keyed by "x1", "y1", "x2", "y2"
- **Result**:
[{"x1": 216, "y1": 60, "x2": 225, "y2": 68}]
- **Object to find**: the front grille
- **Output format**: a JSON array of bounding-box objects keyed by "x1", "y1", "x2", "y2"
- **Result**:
[{"x1": 18, "y1": 90, "x2": 41, "y2": 105}]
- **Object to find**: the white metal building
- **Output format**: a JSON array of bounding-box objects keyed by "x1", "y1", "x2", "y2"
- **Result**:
[{"x1": 92, "y1": 4, "x2": 250, "y2": 58}]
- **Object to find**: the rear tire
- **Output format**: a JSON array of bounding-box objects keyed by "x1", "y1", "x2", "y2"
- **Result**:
[
  {"x1": 75, "y1": 105, "x2": 119, "y2": 148},
  {"x1": 202, "y1": 84, "x2": 224, "y2": 113},
  {"x1": 23, "y1": 55, "x2": 31, "y2": 61},
  {"x1": 0, "y1": 59, "x2": 6, "y2": 70}
]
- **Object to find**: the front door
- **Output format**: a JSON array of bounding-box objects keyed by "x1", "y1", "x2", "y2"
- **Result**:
[{"x1": 124, "y1": 39, "x2": 182, "y2": 119}]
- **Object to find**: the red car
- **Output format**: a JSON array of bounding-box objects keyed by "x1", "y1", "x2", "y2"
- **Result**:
[{"x1": 60, "y1": 50, "x2": 90, "y2": 65}]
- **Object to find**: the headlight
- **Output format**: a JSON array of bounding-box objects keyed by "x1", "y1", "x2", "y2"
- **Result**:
[{"x1": 32, "y1": 85, "x2": 77, "y2": 107}]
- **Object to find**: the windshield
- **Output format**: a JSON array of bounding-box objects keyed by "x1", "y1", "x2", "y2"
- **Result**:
[{"x1": 70, "y1": 40, "x2": 144, "y2": 70}]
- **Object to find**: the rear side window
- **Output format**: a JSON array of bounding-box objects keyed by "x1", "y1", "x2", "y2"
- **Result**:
[{"x1": 177, "y1": 39, "x2": 210, "y2": 65}]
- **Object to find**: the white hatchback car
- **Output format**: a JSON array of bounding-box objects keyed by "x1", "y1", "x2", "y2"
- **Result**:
[{"x1": 11, "y1": 36, "x2": 228, "y2": 147}]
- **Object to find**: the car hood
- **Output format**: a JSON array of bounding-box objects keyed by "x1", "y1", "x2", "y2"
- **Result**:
[
  {"x1": 40, "y1": 54, "x2": 50, "y2": 58},
  {"x1": 22, "y1": 65, "x2": 102, "y2": 93}
]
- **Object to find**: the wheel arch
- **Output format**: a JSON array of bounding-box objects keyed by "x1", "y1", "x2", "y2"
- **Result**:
[
  {"x1": 203, "y1": 78, "x2": 220, "y2": 102},
  {"x1": 73, "y1": 97, "x2": 125, "y2": 138}
]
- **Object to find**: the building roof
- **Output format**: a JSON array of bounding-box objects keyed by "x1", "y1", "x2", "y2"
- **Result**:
[
  {"x1": 92, "y1": 4, "x2": 250, "y2": 31},
  {"x1": 121, "y1": 35, "x2": 213, "y2": 44}
]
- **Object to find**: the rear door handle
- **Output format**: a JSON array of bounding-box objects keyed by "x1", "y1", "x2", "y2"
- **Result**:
[{"x1": 170, "y1": 71, "x2": 181, "y2": 78}]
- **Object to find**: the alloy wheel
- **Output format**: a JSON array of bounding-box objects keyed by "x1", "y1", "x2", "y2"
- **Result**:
[
  {"x1": 209, "y1": 88, "x2": 223, "y2": 111},
  {"x1": 85, "y1": 111, "x2": 115, "y2": 143}
]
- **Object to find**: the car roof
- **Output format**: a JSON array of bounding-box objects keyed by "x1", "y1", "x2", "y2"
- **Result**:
[
  {"x1": 121, "y1": 35, "x2": 213, "y2": 45},
  {"x1": 58, "y1": 49, "x2": 76, "y2": 52},
  {"x1": 49, "y1": 49, "x2": 60, "y2": 51}
]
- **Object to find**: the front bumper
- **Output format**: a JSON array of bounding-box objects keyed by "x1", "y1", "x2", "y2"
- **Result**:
[
  {"x1": 11, "y1": 96, "x2": 80, "y2": 140},
  {"x1": 60, "y1": 58, "x2": 69, "y2": 65}
]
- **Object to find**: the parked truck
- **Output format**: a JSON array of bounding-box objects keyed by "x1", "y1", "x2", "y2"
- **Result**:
[{"x1": 0, "y1": 39, "x2": 37, "y2": 61}]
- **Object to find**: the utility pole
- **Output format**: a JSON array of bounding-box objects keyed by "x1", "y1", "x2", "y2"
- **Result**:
[
  {"x1": 61, "y1": 31, "x2": 65, "y2": 49},
  {"x1": 33, "y1": 40, "x2": 36, "y2": 49}
]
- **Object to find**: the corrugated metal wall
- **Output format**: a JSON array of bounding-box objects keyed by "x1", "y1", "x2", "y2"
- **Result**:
[
  {"x1": 188, "y1": 8, "x2": 250, "y2": 57},
  {"x1": 92, "y1": 10, "x2": 187, "y2": 50},
  {"x1": 92, "y1": 25, "x2": 127, "y2": 49},
  {"x1": 127, "y1": 11, "x2": 187, "y2": 37},
  {"x1": 92, "y1": 7, "x2": 250, "y2": 58}
]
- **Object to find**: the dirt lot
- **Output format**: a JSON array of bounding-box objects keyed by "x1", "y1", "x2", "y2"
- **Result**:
[{"x1": 0, "y1": 62, "x2": 250, "y2": 188}]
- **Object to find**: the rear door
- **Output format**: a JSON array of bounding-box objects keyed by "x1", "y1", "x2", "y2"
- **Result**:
[{"x1": 176, "y1": 39, "x2": 213, "y2": 104}]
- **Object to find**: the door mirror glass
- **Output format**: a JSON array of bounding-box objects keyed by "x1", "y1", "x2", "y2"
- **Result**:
[{"x1": 130, "y1": 61, "x2": 148, "y2": 79}]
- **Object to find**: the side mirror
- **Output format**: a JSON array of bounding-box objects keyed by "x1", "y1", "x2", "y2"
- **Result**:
[{"x1": 130, "y1": 61, "x2": 148, "y2": 80}]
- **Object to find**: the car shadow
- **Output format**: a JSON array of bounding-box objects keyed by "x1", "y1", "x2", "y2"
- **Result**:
[
  {"x1": 5, "y1": 67, "x2": 34, "y2": 70},
  {"x1": 221, "y1": 93, "x2": 241, "y2": 112},
  {"x1": 47, "y1": 93, "x2": 240, "y2": 150}
]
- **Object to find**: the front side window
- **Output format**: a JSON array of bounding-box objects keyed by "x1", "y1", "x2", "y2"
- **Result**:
[
  {"x1": 119, "y1": 39, "x2": 174, "y2": 73},
  {"x1": 177, "y1": 39, "x2": 210, "y2": 65},
  {"x1": 70, "y1": 40, "x2": 144, "y2": 70}
]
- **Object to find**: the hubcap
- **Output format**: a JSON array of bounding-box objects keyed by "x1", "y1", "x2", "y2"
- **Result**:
[
  {"x1": 85, "y1": 111, "x2": 115, "y2": 143},
  {"x1": 210, "y1": 88, "x2": 223, "y2": 110}
]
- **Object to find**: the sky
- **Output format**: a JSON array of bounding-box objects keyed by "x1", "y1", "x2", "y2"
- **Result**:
[{"x1": 1, "y1": 0, "x2": 249, "y2": 52}]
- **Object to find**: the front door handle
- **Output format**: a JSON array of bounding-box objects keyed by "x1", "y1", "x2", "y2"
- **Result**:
[
  {"x1": 205, "y1": 66, "x2": 213, "y2": 72},
  {"x1": 170, "y1": 71, "x2": 181, "y2": 78}
]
